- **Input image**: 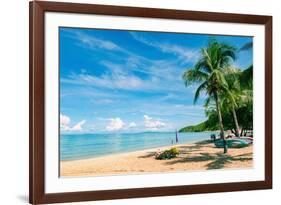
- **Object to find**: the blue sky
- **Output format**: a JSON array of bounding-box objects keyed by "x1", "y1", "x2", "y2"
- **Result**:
[{"x1": 59, "y1": 27, "x2": 253, "y2": 133}]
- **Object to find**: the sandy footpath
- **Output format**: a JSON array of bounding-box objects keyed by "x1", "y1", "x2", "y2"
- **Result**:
[{"x1": 60, "y1": 140, "x2": 253, "y2": 177}]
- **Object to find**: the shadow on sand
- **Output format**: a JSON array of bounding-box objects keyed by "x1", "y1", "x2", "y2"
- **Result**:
[
  {"x1": 166, "y1": 152, "x2": 252, "y2": 169},
  {"x1": 194, "y1": 139, "x2": 214, "y2": 145},
  {"x1": 137, "y1": 140, "x2": 252, "y2": 170},
  {"x1": 138, "y1": 151, "x2": 157, "y2": 158},
  {"x1": 138, "y1": 140, "x2": 214, "y2": 159},
  {"x1": 139, "y1": 140, "x2": 213, "y2": 158}
]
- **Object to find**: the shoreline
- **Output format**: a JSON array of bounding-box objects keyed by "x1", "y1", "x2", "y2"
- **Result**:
[
  {"x1": 60, "y1": 139, "x2": 253, "y2": 177},
  {"x1": 61, "y1": 138, "x2": 209, "y2": 162}
]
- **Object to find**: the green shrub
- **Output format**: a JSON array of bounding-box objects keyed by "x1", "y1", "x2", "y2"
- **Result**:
[{"x1": 156, "y1": 147, "x2": 179, "y2": 160}]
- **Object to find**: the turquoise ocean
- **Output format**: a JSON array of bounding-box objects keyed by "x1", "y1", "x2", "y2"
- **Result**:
[{"x1": 60, "y1": 131, "x2": 214, "y2": 161}]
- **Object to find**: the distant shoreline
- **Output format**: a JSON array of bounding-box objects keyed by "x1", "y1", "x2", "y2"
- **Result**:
[
  {"x1": 60, "y1": 130, "x2": 215, "y2": 136},
  {"x1": 60, "y1": 139, "x2": 253, "y2": 177},
  {"x1": 60, "y1": 139, "x2": 205, "y2": 162}
]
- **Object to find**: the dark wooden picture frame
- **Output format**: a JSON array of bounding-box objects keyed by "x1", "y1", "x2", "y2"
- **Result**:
[{"x1": 29, "y1": 1, "x2": 272, "y2": 204}]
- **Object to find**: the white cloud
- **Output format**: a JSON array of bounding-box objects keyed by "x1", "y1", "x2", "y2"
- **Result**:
[
  {"x1": 143, "y1": 115, "x2": 165, "y2": 130},
  {"x1": 60, "y1": 114, "x2": 70, "y2": 127},
  {"x1": 104, "y1": 118, "x2": 137, "y2": 131},
  {"x1": 92, "y1": 99, "x2": 115, "y2": 104},
  {"x1": 60, "y1": 113, "x2": 86, "y2": 132},
  {"x1": 65, "y1": 29, "x2": 121, "y2": 51},
  {"x1": 128, "y1": 122, "x2": 137, "y2": 129},
  {"x1": 143, "y1": 115, "x2": 152, "y2": 121},
  {"x1": 61, "y1": 62, "x2": 186, "y2": 93},
  {"x1": 61, "y1": 30, "x2": 193, "y2": 93},
  {"x1": 62, "y1": 71, "x2": 145, "y2": 91},
  {"x1": 130, "y1": 32, "x2": 199, "y2": 63},
  {"x1": 106, "y1": 118, "x2": 124, "y2": 131},
  {"x1": 70, "y1": 120, "x2": 86, "y2": 131}
]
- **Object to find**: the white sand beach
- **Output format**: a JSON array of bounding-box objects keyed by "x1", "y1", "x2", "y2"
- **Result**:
[{"x1": 60, "y1": 140, "x2": 253, "y2": 177}]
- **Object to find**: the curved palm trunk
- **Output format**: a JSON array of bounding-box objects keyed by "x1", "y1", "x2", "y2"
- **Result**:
[
  {"x1": 214, "y1": 92, "x2": 227, "y2": 153},
  {"x1": 231, "y1": 106, "x2": 240, "y2": 137}
]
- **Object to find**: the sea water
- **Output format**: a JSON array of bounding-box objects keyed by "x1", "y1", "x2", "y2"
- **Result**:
[{"x1": 60, "y1": 131, "x2": 215, "y2": 161}]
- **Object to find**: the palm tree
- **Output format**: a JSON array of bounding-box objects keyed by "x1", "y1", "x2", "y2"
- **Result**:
[
  {"x1": 220, "y1": 67, "x2": 242, "y2": 137},
  {"x1": 221, "y1": 66, "x2": 253, "y2": 136},
  {"x1": 182, "y1": 40, "x2": 236, "y2": 153},
  {"x1": 238, "y1": 65, "x2": 253, "y2": 136}
]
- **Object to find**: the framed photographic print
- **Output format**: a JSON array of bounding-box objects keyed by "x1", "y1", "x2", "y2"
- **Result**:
[{"x1": 29, "y1": 1, "x2": 272, "y2": 204}]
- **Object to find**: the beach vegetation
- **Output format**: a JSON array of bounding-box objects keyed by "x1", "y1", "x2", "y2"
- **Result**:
[{"x1": 156, "y1": 147, "x2": 180, "y2": 160}]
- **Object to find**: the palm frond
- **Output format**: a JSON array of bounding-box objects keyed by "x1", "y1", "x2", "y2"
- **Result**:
[
  {"x1": 193, "y1": 82, "x2": 208, "y2": 104},
  {"x1": 182, "y1": 69, "x2": 208, "y2": 86}
]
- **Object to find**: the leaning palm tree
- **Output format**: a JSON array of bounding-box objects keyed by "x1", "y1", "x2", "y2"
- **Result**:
[
  {"x1": 182, "y1": 40, "x2": 237, "y2": 153},
  {"x1": 220, "y1": 67, "x2": 242, "y2": 137},
  {"x1": 238, "y1": 65, "x2": 253, "y2": 135}
]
